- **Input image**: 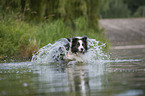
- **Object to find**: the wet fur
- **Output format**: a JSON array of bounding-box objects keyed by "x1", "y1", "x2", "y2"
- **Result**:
[
  {"x1": 65, "y1": 36, "x2": 88, "y2": 63},
  {"x1": 53, "y1": 36, "x2": 88, "y2": 63}
]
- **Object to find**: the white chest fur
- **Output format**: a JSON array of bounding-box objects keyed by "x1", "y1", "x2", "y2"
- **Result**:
[{"x1": 65, "y1": 51, "x2": 83, "y2": 62}]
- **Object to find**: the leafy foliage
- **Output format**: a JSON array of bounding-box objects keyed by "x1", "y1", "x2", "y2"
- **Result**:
[
  {"x1": 0, "y1": 0, "x2": 110, "y2": 60},
  {"x1": 0, "y1": 15, "x2": 108, "y2": 60},
  {"x1": 100, "y1": 0, "x2": 131, "y2": 18},
  {"x1": 0, "y1": 0, "x2": 109, "y2": 31}
]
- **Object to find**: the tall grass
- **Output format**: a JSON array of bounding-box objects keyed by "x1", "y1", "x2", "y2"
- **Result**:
[{"x1": 0, "y1": 15, "x2": 108, "y2": 61}]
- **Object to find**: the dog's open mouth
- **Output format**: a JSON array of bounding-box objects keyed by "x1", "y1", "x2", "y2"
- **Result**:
[{"x1": 78, "y1": 50, "x2": 85, "y2": 54}]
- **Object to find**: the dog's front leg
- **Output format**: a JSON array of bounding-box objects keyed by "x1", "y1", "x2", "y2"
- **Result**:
[{"x1": 68, "y1": 60, "x2": 78, "y2": 65}]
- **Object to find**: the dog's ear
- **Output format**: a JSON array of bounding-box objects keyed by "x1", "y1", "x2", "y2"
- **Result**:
[
  {"x1": 82, "y1": 36, "x2": 87, "y2": 41},
  {"x1": 67, "y1": 38, "x2": 71, "y2": 42},
  {"x1": 82, "y1": 36, "x2": 88, "y2": 50},
  {"x1": 72, "y1": 38, "x2": 78, "y2": 44}
]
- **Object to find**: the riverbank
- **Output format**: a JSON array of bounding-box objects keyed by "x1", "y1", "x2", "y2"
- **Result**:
[
  {"x1": 100, "y1": 18, "x2": 145, "y2": 46},
  {"x1": 0, "y1": 17, "x2": 108, "y2": 61}
]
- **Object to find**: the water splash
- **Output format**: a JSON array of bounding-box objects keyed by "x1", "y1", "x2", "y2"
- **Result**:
[
  {"x1": 31, "y1": 38, "x2": 69, "y2": 64},
  {"x1": 82, "y1": 39, "x2": 109, "y2": 63},
  {"x1": 31, "y1": 38, "x2": 109, "y2": 64}
]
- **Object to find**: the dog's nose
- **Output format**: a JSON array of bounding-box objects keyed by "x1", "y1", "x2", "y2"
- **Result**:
[{"x1": 81, "y1": 48, "x2": 84, "y2": 51}]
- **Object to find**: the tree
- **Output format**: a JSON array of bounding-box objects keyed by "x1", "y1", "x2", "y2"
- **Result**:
[
  {"x1": 100, "y1": 0, "x2": 131, "y2": 18},
  {"x1": 124, "y1": 0, "x2": 145, "y2": 15},
  {"x1": 0, "y1": 0, "x2": 109, "y2": 32}
]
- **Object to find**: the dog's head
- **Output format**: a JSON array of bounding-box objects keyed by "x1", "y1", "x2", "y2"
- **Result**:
[{"x1": 68, "y1": 36, "x2": 88, "y2": 54}]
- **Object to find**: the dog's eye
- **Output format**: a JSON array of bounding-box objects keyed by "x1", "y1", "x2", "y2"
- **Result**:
[{"x1": 77, "y1": 43, "x2": 80, "y2": 46}]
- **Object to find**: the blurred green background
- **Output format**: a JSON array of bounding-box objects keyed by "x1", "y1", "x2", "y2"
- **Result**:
[{"x1": 0, "y1": 0, "x2": 145, "y2": 60}]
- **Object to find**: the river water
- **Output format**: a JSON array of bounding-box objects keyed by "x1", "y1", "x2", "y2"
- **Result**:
[{"x1": 0, "y1": 46, "x2": 145, "y2": 96}]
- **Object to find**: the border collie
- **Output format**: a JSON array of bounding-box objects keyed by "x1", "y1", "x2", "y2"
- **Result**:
[{"x1": 64, "y1": 36, "x2": 88, "y2": 62}]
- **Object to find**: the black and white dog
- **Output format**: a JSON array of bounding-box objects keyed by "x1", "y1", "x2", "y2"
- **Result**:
[{"x1": 64, "y1": 36, "x2": 88, "y2": 62}]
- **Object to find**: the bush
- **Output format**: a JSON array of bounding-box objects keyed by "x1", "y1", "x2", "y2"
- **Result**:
[
  {"x1": 0, "y1": 16, "x2": 39, "y2": 59},
  {"x1": 100, "y1": 0, "x2": 131, "y2": 18},
  {"x1": 0, "y1": 15, "x2": 108, "y2": 61},
  {"x1": 134, "y1": 6, "x2": 145, "y2": 17}
]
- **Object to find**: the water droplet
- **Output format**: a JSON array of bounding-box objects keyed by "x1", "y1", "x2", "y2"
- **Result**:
[{"x1": 31, "y1": 38, "x2": 110, "y2": 65}]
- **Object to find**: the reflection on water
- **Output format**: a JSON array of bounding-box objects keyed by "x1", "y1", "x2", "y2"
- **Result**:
[
  {"x1": 31, "y1": 59, "x2": 109, "y2": 96},
  {"x1": 0, "y1": 48, "x2": 145, "y2": 96}
]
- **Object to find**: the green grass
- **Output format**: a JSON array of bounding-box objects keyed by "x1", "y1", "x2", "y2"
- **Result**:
[{"x1": 0, "y1": 15, "x2": 109, "y2": 61}]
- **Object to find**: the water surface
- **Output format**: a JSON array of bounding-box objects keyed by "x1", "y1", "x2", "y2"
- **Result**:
[{"x1": 0, "y1": 47, "x2": 145, "y2": 96}]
